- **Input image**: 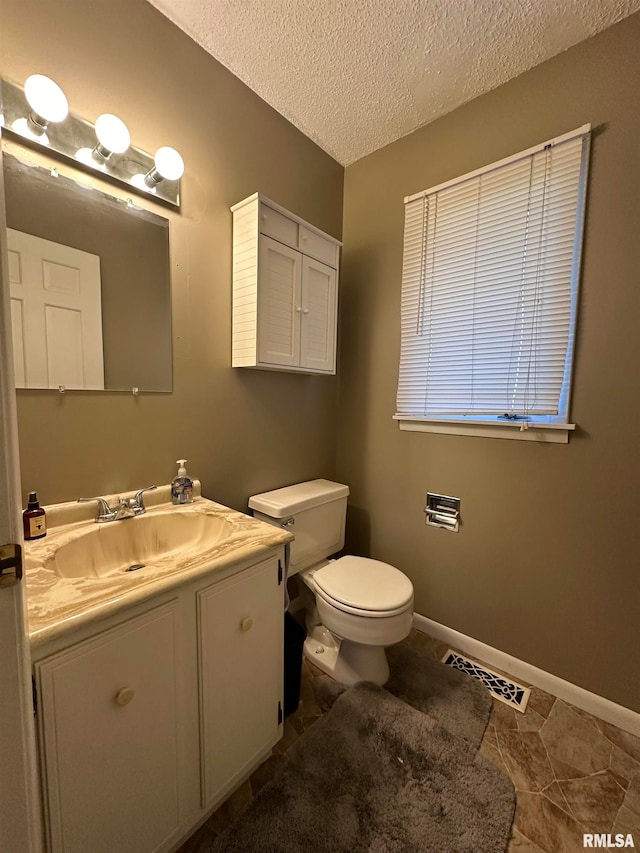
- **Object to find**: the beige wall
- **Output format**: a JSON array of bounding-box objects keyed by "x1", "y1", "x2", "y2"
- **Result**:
[
  {"x1": 0, "y1": 0, "x2": 343, "y2": 509},
  {"x1": 338, "y1": 14, "x2": 640, "y2": 712}
]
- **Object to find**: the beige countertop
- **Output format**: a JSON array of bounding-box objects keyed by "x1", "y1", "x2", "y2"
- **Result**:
[{"x1": 24, "y1": 484, "x2": 293, "y2": 650}]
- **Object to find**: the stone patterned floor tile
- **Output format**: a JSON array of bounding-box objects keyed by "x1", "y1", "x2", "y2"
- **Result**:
[
  {"x1": 527, "y1": 687, "x2": 555, "y2": 720},
  {"x1": 558, "y1": 770, "x2": 626, "y2": 828},
  {"x1": 296, "y1": 667, "x2": 323, "y2": 717},
  {"x1": 540, "y1": 700, "x2": 612, "y2": 776},
  {"x1": 479, "y1": 736, "x2": 510, "y2": 776},
  {"x1": 176, "y1": 823, "x2": 218, "y2": 852},
  {"x1": 407, "y1": 630, "x2": 448, "y2": 661},
  {"x1": 206, "y1": 779, "x2": 253, "y2": 834},
  {"x1": 610, "y1": 745, "x2": 640, "y2": 789},
  {"x1": 483, "y1": 723, "x2": 498, "y2": 749},
  {"x1": 541, "y1": 780, "x2": 573, "y2": 818},
  {"x1": 490, "y1": 699, "x2": 520, "y2": 731},
  {"x1": 249, "y1": 752, "x2": 286, "y2": 797},
  {"x1": 517, "y1": 707, "x2": 547, "y2": 732},
  {"x1": 507, "y1": 828, "x2": 547, "y2": 852},
  {"x1": 621, "y1": 771, "x2": 640, "y2": 817},
  {"x1": 301, "y1": 714, "x2": 321, "y2": 732},
  {"x1": 272, "y1": 716, "x2": 303, "y2": 754},
  {"x1": 514, "y1": 791, "x2": 587, "y2": 853},
  {"x1": 598, "y1": 720, "x2": 640, "y2": 764},
  {"x1": 496, "y1": 730, "x2": 555, "y2": 792},
  {"x1": 613, "y1": 803, "x2": 640, "y2": 837}
]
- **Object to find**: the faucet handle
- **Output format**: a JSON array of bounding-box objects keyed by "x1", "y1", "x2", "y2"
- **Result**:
[
  {"x1": 78, "y1": 496, "x2": 112, "y2": 521},
  {"x1": 133, "y1": 485, "x2": 157, "y2": 512}
]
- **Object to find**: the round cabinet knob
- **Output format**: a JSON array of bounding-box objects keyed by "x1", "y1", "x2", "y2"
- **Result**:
[
  {"x1": 295, "y1": 306, "x2": 302, "y2": 313},
  {"x1": 114, "y1": 687, "x2": 135, "y2": 707},
  {"x1": 240, "y1": 617, "x2": 253, "y2": 632},
  {"x1": 303, "y1": 309, "x2": 309, "y2": 314}
]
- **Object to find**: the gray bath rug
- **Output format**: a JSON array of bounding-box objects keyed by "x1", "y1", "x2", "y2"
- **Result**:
[
  {"x1": 313, "y1": 643, "x2": 493, "y2": 750},
  {"x1": 209, "y1": 681, "x2": 515, "y2": 853}
]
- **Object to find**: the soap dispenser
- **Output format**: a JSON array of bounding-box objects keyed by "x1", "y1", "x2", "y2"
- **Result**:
[{"x1": 171, "y1": 459, "x2": 193, "y2": 505}]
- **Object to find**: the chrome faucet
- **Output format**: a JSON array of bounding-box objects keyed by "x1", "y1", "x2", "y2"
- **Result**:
[{"x1": 78, "y1": 486, "x2": 157, "y2": 523}]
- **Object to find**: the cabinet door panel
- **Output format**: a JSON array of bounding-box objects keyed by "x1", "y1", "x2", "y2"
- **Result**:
[
  {"x1": 37, "y1": 603, "x2": 181, "y2": 853},
  {"x1": 300, "y1": 256, "x2": 337, "y2": 373},
  {"x1": 257, "y1": 236, "x2": 302, "y2": 367},
  {"x1": 198, "y1": 558, "x2": 283, "y2": 807}
]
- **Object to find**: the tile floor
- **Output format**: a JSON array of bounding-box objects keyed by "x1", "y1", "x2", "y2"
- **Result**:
[{"x1": 179, "y1": 630, "x2": 640, "y2": 852}]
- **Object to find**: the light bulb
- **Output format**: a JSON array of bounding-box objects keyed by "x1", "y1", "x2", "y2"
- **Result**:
[
  {"x1": 95, "y1": 114, "x2": 130, "y2": 155},
  {"x1": 24, "y1": 74, "x2": 68, "y2": 123},
  {"x1": 75, "y1": 147, "x2": 106, "y2": 171},
  {"x1": 154, "y1": 146, "x2": 184, "y2": 181},
  {"x1": 131, "y1": 173, "x2": 156, "y2": 194}
]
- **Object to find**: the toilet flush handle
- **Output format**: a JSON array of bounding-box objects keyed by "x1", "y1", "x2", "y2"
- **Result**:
[{"x1": 280, "y1": 517, "x2": 295, "y2": 528}]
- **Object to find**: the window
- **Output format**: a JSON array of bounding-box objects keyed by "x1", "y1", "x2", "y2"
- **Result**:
[{"x1": 395, "y1": 125, "x2": 590, "y2": 443}]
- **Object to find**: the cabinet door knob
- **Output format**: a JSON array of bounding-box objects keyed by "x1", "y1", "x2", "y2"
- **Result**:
[
  {"x1": 114, "y1": 687, "x2": 135, "y2": 707},
  {"x1": 303, "y1": 309, "x2": 309, "y2": 314},
  {"x1": 295, "y1": 306, "x2": 302, "y2": 313},
  {"x1": 240, "y1": 617, "x2": 253, "y2": 632}
]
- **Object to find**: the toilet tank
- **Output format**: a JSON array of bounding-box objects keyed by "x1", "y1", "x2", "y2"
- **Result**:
[{"x1": 248, "y1": 479, "x2": 350, "y2": 575}]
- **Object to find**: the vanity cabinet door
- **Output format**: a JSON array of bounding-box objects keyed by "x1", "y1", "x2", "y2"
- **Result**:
[
  {"x1": 198, "y1": 556, "x2": 283, "y2": 807},
  {"x1": 35, "y1": 601, "x2": 182, "y2": 853}
]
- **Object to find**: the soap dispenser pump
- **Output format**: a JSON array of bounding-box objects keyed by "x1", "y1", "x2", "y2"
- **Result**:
[{"x1": 171, "y1": 459, "x2": 193, "y2": 505}]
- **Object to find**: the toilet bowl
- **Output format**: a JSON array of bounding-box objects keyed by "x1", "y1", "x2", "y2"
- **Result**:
[
  {"x1": 300, "y1": 555, "x2": 414, "y2": 684},
  {"x1": 248, "y1": 480, "x2": 414, "y2": 686}
]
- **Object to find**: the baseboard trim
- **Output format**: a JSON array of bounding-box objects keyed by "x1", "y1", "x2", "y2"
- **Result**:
[{"x1": 413, "y1": 613, "x2": 640, "y2": 738}]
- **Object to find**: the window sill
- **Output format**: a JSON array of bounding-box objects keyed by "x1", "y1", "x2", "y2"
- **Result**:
[{"x1": 393, "y1": 416, "x2": 576, "y2": 443}]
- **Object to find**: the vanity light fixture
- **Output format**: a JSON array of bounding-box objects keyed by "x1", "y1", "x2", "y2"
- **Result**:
[
  {"x1": 0, "y1": 75, "x2": 182, "y2": 207},
  {"x1": 11, "y1": 74, "x2": 68, "y2": 144},
  {"x1": 131, "y1": 146, "x2": 184, "y2": 192},
  {"x1": 76, "y1": 113, "x2": 131, "y2": 168}
]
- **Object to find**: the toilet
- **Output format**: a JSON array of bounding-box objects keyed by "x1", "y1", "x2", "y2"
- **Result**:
[{"x1": 248, "y1": 479, "x2": 414, "y2": 685}]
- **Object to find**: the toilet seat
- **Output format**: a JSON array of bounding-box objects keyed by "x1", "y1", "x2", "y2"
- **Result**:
[{"x1": 312, "y1": 556, "x2": 414, "y2": 618}]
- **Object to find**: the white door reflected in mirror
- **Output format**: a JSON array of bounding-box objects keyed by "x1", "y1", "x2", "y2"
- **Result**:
[{"x1": 7, "y1": 229, "x2": 105, "y2": 390}]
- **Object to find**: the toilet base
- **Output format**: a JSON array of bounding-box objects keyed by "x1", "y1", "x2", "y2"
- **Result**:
[{"x1": 303, "y1": 624, "x2": 390, "y2": 686}]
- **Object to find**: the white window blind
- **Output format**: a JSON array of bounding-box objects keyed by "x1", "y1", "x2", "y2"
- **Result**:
[{"x1": 396, "y1": 126, "x2": 590, "y2": 422}]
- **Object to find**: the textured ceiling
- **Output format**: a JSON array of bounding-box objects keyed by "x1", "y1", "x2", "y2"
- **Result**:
[{"x1": 147, "y1": 0, "x2": 640, "y2": 165}]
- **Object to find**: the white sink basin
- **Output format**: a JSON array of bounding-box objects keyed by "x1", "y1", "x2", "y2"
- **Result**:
[{"x1": 44, "y1": 511, "x2": 234, "y2": 579}]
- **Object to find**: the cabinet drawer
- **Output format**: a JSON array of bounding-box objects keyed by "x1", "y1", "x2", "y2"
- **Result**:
[
  {"x1": 299, "y1": 226, "x2": 338, "y2": 267},
  {"x1": 259, "y1": 204, "x2": 298, "y2": 248}
]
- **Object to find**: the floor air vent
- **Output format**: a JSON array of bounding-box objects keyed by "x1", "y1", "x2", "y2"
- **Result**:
[{"x1": 442, "y1": 650, "x2": 531, "y2": 713}]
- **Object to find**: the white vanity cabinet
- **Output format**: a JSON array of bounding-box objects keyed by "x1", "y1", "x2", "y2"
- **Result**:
[
  {"x1": 231, "y1": 193, "x2": 341, "y2": 374},
  {"x1": 32, "y1": 550, "x2": 285, "y2": 853}
]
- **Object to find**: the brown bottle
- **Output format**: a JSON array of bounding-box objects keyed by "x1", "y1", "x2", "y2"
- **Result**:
[{"x1": 23, "y1": 492, "x2": 47, "y2": 541}]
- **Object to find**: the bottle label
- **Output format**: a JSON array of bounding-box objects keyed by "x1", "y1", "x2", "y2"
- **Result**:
[{"x1": 29, "y1": 515, "x2": 46, "y2": 538}]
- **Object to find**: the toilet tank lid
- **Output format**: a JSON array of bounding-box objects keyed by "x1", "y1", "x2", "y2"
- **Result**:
[{"x1": 248, "y1": 479, "x2": 349, "y2": 518}]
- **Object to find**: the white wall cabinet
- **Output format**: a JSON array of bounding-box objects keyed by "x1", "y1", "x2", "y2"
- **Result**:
[
  {"x1": 32, "y1": 552, "x2": 285, "y2": 853},
  {"x1": 232, "y1": 193, "x2": 341, "y2": 374}
]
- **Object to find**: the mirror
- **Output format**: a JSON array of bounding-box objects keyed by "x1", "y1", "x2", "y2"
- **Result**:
[{"x1": 3, "y1": 145, "x2": 172, "y2": 392}]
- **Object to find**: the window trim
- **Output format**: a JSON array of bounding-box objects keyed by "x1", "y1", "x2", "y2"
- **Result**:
[{"x1": 394, "y1": 416, "x2": 575, "y2": 444}]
